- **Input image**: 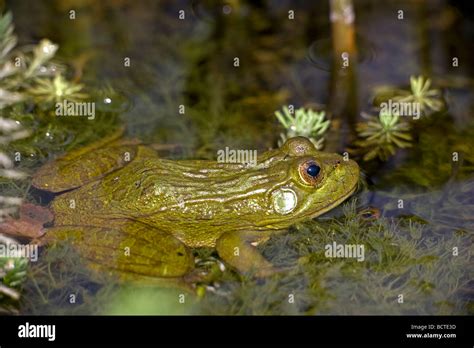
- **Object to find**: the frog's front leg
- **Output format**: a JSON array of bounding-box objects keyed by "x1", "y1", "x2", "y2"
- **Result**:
[{"x1": 215, "y1": 231, "x2": 278, "y2": 277}]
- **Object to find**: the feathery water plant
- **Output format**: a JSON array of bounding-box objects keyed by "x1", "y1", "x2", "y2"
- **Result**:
[
  {"x1": 275, "y1": 106, "x2": 330, "y2": 149},
  {"x1": 0, "y1": 11, "x2": 87, "y2": 108},
  {"x1": 29, "y1": 74, "x2": 87, "y2": 104},
  {"x1": 393, "y1": 76, "x2": 444, "y2": 116},
  {"x1": 355, "y1": 110, "x2": 412, "y2": 161},
  {"x1": 0, "y1": 11, "x2": 16, "y2": 63},
  {"x1": 359, "y1": 75, "x2": 445, "y2": 162},
  {"x1": 0, "y1": 234, "x2": 28, "y2": 314},
  {"x1": 24, "y1": 39, "x2": 58, "y2": 78},
  {"x1": 0, "y1": 10, "x2": 85, "y2": 309}
]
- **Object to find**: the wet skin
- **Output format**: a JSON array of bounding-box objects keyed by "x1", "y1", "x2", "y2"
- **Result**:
[{"x1": 32, "y1": 136, "x2": 359, "y2": 281}]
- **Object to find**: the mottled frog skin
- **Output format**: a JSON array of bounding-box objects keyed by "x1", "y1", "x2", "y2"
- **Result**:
[{"x1": 32, "y1": 135, "x2": 359, "y2": 281}]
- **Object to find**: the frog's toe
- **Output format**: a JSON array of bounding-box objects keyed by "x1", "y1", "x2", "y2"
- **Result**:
[
  {"x1": 0, "y1": 203, "x2": 50, "y2": 239},
  {"x1": 0, "y1": 217, "x2": 46, "y2": 239}
]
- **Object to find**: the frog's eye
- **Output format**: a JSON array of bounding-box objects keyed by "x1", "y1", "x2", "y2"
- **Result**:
[
  {"x1": 299, "y1": 160, "x2": 321, "y2": 185},
  {"x1": 307, "y1": 164, "x2": 320, "y2": 177}
]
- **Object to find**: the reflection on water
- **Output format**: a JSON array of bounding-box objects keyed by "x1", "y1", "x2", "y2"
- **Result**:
[{"x1": 307, "y1": 36, "x2": 377, "y2": 72}]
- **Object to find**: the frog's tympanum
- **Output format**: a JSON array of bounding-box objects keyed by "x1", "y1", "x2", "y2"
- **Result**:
[{"x1": 32, "y1": 136, "x2": 359, "y2": 282}]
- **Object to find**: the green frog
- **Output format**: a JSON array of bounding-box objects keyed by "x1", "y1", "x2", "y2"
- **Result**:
[{"x1": 30, "y1": 134, "x2": 359, "y2": 282}]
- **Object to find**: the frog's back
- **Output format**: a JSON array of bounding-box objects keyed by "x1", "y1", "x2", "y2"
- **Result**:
[
  {"x1": 44, "y1": 136, "x2": 360, "y2": 249},
  {"x1": 50, "y1": 154, "x2": 283, "y2": 247}
]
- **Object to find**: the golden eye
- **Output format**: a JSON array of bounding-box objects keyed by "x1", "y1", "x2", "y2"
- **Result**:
[{"x1": 298, "y1": 160, "x2": 321, "y2": 185}]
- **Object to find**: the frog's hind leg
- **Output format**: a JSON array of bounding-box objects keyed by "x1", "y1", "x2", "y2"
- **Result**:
[
  {"x1": 32, "y1": 128, "x2": 156, "y2": 193},
  {"x1": 43, "y1": 221, "x2": 194, "y2": 281}
]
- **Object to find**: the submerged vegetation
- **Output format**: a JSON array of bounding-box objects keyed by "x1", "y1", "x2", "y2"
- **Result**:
[
  {"x1": 381, "y1": 117, "x2": 474, "y2": 189},
  {"x1": 276, "y1": 75, "x2": 445, "y2": 164},
  {"x1": 0, "y1": 9, "x2": 120, "y2": 312},
  {"x1": 0, "y1": 10, "x2": 120, "y2": 170},
  {"x1": 29, "y1": 74, "x2": 88, "y2": 105},
  {"x1": 354, "y1": 75, "x2": 446, "y2": 162},
  {"x1": 0, "y1": 12, "x2": 60, "y2": 108},
  {"x1": 394, "y1": 76, "x2": 444, "y2": 116},
  {"x1": 0, "y1": 234, "x2": 28, "y2": 314},
  {"x1": 354, "y1": 110, "x2": 412, "y2": 161}
]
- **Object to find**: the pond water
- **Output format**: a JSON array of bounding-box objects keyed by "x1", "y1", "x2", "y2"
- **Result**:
[{"x1": 1, "y1": 0, "x2": 473, "y2": 315}]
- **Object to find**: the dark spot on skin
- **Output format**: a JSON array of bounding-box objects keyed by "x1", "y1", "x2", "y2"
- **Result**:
[
  {"x1": 177, "y1": 252, "x2": 184, "y2": 256},
  {"x1": 134, "y1": 181, "x2": 140, "y2": 188}
]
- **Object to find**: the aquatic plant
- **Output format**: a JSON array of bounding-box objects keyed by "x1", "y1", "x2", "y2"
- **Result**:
[
  {"x1": 0, "y1": 13, "x2": 58, "y2": 100},
  {"x1": 19, "y1": 242, "x2": 114, "y2": 315},
  {"x1": 0, "y1": 234, "x2": 28, "y2": 314},
  {"x1": 0, "y1": 12, "x2": 30, "y2": 312},
  {"x1": 29, "y1": 74, "x2": 87, "y2": 104},
  {"x1": 0, "y1": 10, "x2": 115, "y2": 312},
  {"x1": 357, "y1": 75, "x2": 446, "y2": 162},
  {"x1": 372, "y1": 75, "x2": 445, "y2": 117},
  {"x1": 381, "y1": 119, "x2": 474, "y2": 188},
  {"x1": 393, "y1": 76, "x2": 444, "y2": 116},
  {"x1": 0, "y1": 9, "x2": 120, "y2": 163},
  {"x1": 0, "y1": 11, "x2": 88, "y2": 110},
  {"x1": 354, "y1": 109, "x2": 412, "y2": 161},
  {"x1": 0, "y1": 11, "x2": 23, "y2": 107},
  {"x1": 275, "y1": 106, "x2": 330, "y2": 149}
]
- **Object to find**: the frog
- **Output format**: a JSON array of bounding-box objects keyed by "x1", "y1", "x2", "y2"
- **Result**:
[{"x1": 28, "y1": 133, "x2": 359, "y2": 283}]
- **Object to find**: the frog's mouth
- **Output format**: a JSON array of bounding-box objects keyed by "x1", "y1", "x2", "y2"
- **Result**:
[
  {"x1": 309, "y1": 182, "x2": 358, "y2": 219},
  {"x1": 303, "y1": 160, "x2": 360, "y2": 220}
]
